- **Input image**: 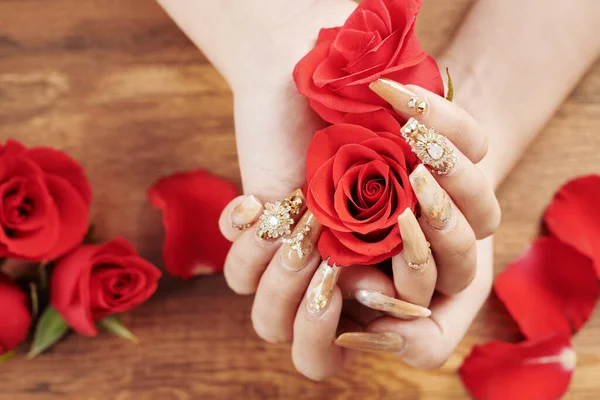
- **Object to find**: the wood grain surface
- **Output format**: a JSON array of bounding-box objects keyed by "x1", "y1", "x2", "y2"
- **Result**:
[{"x1": 0, "y1": 0, "x2": 599, "y2": 399}]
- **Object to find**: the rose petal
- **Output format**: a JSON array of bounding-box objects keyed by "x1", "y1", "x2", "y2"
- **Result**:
[
  {"x1": 0, "y1": 273, "x2": 32, "y2": 353},
  {"x1": 385, "y1": 55, "x2": 445, "y2": 99},
  {"x1": 544, "y1": 175, "x2": 600, "y2": 276},
  {"x1": 148, "y1": 169, "x2": 238, "y2": 279},
  {"x1": 494, "y1": 236, "x2": 599, "y2": 339},
  {"x1": 459, "y1": 335, "x2": 575, "y2": 400}
]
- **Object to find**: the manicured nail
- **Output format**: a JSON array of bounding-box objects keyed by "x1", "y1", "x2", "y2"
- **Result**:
[
  {"x1": 369, "y1": 78, "x2": 429, "y2": 116},
  {"x1": 256, "y1": 189, "x2": 305, "y2": 240},
  {"x1": 402, "y1": 118, "x2": 457, "y2": 175},
  {"x1": 398, "y1": 209, "x2": 431, "y2": 270},
  {"x1": 354, "y1": 290, "x2": 431, "y2": 319},
  {"x1": 410, "y1": 164, "x2": 455, "y2": 230},
  {"x1": 335, "y1": 332, "x2": 406, "y2": 353},
  {"x1": 281, "y1": 210, "x2": 322, "y2": 271},
  {"x1": 231, "y1": 195, "x2": 263, "y2": 230},
  {"x1": 306, "y1": 260, "x2": 340, "y2": 317}
]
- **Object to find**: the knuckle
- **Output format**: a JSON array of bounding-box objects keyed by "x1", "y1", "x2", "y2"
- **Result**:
[
  {"x1": 405, "y1": 345, "x2": 452, "y2": 370},
  {"x1": 292, "y1": 357, "x2": 330, "y2": 382},
  {"x1": 251, "y1": 309, "x2": 291, "y2": 344},
  {"x1": 449, "y1": 233, "x2": 477, "y2": 261},
  {"x1": 223, "y1": 252, "x2": 256, "y2": 295},
  {"x1": 474, "y1": 198, "x2": 502, "y2": 239}
]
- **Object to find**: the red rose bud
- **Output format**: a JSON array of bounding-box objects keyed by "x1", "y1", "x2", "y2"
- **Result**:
[
  {"x1": 305, "y1": 111, "x2": 419, "y2": 266},
  {"x1": 148, "y1": 169, "x2": 238, "y2": 279},
  {"x1": 0, "y1": 139, "x2": 92, "y2": 261},
  {"x1": 50, "y1": 238, "x2": 161, "y2": 336},
  {"x1": 293, "y1": 0, "x2": 444, "y2": 123},
  {"x1": 0, "y1": 273, "x2": 32, "y2": 355}
]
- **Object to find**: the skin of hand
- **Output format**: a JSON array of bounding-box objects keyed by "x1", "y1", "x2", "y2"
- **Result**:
[{"x1": 158, "y1": 0, "x2": 600, "y2": 381}]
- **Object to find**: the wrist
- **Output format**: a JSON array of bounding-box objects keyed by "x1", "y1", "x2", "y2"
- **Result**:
[{"x1": 227, "y1": 0, "x2": 357, "y2": 93}]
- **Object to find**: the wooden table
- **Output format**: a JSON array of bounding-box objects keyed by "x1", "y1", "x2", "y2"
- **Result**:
[{"x1": 0, "y1": 0, "x2": 598, "y2": 398}]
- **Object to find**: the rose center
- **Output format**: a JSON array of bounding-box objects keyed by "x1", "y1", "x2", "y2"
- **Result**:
[{"x1": 2, "y1": 184, "x2": 34, "y2": 226}]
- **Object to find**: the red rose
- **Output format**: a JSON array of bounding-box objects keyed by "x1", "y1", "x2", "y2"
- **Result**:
[
  {"x1": 306, "y1": 111, "x2": 418, "y2": 266},
  {"x1": 0, "y1": 273, "x2": 32, "y2": 355},
  {"x1": 294, "y1": 0, "x2": 444, "y2": 123},
  {"x1": 50, "y1": 238, "x2": 161, "y2": 336},
  {"x1": 0, "y1": 139, "x2": 91, "y2": 261},
  {"x1": 148, "y1": 169, "x2": 238, "y2": 279}
]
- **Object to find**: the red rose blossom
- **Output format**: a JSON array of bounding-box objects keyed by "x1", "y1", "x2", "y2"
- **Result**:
[
  {"x1": 306, "y1": 111, "x2": 418, "y2": 266},
  {"x1": 51, "y1": 238, "x2": 161, "y2": 336},
  {"x1": 0, "y1": 273, "x2": 32, "y2": 355},
  {"x1": 294, "y1": 0, "x2": 444, "y2": 123},
  {"x1": 0, "y1": 139, "x2": 91, "y2": 261}
]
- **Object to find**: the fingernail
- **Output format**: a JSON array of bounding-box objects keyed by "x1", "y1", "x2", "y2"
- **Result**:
[
  {"x1": 335, "y1": 332, "x2": 406, "y2": 353},
  {"x1": 354, "y1": 290, "x2": 431, "y2": 319},
  {"x1": 306, "y1": 260, "x2": 340, "y2": 317},
  {"x1": 410, "y1": 164, "x2": 455, "y2": 230},
  {"x1": 369, "y1": 78, "x2": 429, "y2": 116},
  {"x1": 401, "y1": 118, "x2": 457, "y2": 175},
  {"x1": 231, "y1": 195, "x2": 263, "y2": 230},
  {"x1": 398, "y1": 209, "x2": 431, "y2": 270},
  {"x1": 256, "y1": 189, "x2": 305, "y2": 240},
  {"x1": 281, "y1": 210, "x2": 322, "y2": 271}
]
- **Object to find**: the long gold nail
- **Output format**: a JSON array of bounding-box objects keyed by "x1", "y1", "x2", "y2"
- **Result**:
[
  {"x1": 335, "y1": 332, "x2": 406, "y2": 353},
  {"x1": 231, "y1": 195, "x2": 263, "y2": 230},
  {"x1": 402, "y1": 118, "x2": 457, "y2": 175},
  {"x1": 281, "y1": 210, "x2": 322, "y2": 271},
  {"x1": 398, "y1": 209, "x2": 431, "y2": 270},
  {"x1": 256, "y1": 189, "x2": 305, "y2": 240},
  {"x1": 306, "y1": 260, "x2": 340, "y2": 317},
  {"x1": 369, "y1": 78, "x2": 429, "y2": 116},
  {"x1": 354, "y1": 290, "x2": 431, "y2": 319},
  {"x1": 410, "y1": 164, "x2": 455, "y2": 230}
]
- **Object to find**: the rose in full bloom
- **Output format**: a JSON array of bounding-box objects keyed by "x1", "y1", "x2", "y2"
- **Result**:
[
  {"x1": 305, "y1": 111, "x2": 419, "y2": 266},
  {"x1": 51, "y1": 238, "x2": 161, "y2": 336},
  {"x1": 294, "y1": 0, "x2": 444, "y2": 123},
  {"x1": 0, "y1": 139, "x2": 91, "y2": 261},
  {"x1": 148, "y1": 169, "x2": 238, "y2": 279},
  {"x1": 0, "y1": 273, "x2": 32, "y2": 355}
]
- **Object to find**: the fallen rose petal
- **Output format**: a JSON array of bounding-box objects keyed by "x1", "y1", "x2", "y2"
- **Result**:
[
  {"x1": 459, "y1": 335, "x2": 575, "y2": 400},
  {"x1": 544, "y1": 175, "x2": 600, "y2": 276},
  {"x1": 148, "y1": 169, "x2": 238, "y2": 279},
  {"x1": 494, "y1": 236, "x2": 599, "y2": 338}
]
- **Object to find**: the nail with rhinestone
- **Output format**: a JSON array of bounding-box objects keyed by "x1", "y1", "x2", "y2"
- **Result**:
[
  {"x1": 369, "y1": 78, "x2": 430, "y2": 116},
  {"x1": 306, "y1": 260, "x2": 340, "y2": 317},
  {"x1": 256, "y1": 189, "x2": 305, "y2": 240},
  {"x1": 402, "y1": 118, "x2": 457, "y2": 175},
  {"x1": 281, "y1": 210, "x2": 322, "y2": 271}
]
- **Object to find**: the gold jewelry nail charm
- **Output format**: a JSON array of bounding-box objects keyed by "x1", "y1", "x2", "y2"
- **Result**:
[
  {"x1": 402, "y1": 118, "x2": 457, "y2": 175},
  {"x1": 407, "y1": 96, "x2": 429, "y2": 115},
  {"x1": 256, "y1": 190, "x2": 304, "y2": 240},
  {"x1": 281, "y1": 225, "x2": 311, "y2": 259}
]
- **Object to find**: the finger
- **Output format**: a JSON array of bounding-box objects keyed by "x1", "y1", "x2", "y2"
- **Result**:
[
  {"x1": 365, "y1": 238, "x2": 494, "y2": 369},
  {"x1": 251, "y1": 211, "x2": 322, "y2": 343},
  {"x1": 409, "y1": 165, "x2": 477, "y2": 295},
  {"x1": 218, "y1": 195, "x2": 263, "y2": 241},
  {"x1": 223, "y1": 189, "x2": 305, "y2": 294},
  {"x1": 402, "y1": 120, "x2": 501, "y2": 238},
  {"x1": 337, "y1": 264, "x2": 431, "y2": 319},
  {"x1": 292, "y1": 261, "x2": 347, "y2": 381},
  {"x1": 369, "y1": 78, "x2": 488, "y2": 163},
  {"x1": 391, "y1": 208, "x2": 437, "y2": 307}
]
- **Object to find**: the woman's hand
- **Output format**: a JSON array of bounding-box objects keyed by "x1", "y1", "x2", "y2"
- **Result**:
[{"x1": 217, "y1": 76, "x2": 500, "y2": 379}]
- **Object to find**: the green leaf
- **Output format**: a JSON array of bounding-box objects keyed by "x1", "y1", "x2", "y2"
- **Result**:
[
  {"x1": 29, "y1": 282, "x2": 39, "y2": 320},
  {"x1": 0, "y1": 351, "x2": 16, "y2": 364},
  {"x1": 98, "y1": 315, "x2": 139, "y2": 344},
  {"x1": 445, "y1": 67, "x2": 454, "y2": 102},
  {"x1": 28, "y1": 306, "x2": 69, "y2": 359}
]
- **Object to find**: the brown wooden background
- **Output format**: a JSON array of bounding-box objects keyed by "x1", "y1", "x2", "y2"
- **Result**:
[{"x1": 0, "y1": 0, "x2": 599, "y2": 399}]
